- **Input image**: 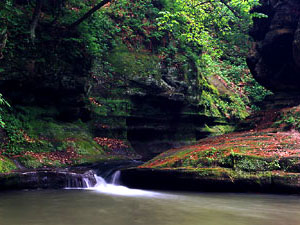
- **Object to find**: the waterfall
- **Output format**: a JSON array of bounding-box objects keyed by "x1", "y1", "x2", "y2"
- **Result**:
[
  {"x1": 65, "y1": 169, "x2": 160, "y2": 197},
  {"x1": 87, "y1": 174, "x2": 159, "y2": 197},
  {"x1": 83, "y1": 178, "x2": 93, "y2": 188},
  {"x1": 111, "y1": 170, "x2": 121, "y2": 185},
  {"x1": 67, "y1": 173, "x2": 89, "y2": 188},
  {"x1": 65, "y1": 170, "x2": 97, "y2": 189}
]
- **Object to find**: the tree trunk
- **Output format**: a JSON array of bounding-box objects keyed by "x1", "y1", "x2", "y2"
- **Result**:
[
  {"x1": 30, "y1": 0, "x2": 43, "y2": 42},
  {"x1": 219, "y1": 0, "x2": 242, "y2": 19},
  {"x1": 0, "y1": 28, "x2": 8, "y2": 59},
  {"x1": 68, "y1": 0, "x2": 112, "y2": 29}
]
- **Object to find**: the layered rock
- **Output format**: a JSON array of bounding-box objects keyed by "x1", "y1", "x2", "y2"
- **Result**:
[
  {"x1": 247, "y1": 0, "x2": 300, "y2": 92},
  {"x1": 89, "y1": 45, "x2": 237, "y2": 158},
  {"x1": 0, "y1": 169, "x2": 96, "y2": 190},
  {"x1": 121, "y1": 168, "x2": 300, "y2": 193}
]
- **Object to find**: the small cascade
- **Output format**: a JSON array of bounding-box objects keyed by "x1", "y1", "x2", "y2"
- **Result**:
[
  {"x1": 66, "y1": 174, "x2": 87, "y2": 188},
  {"x1": 65, "y1": 170, "x2": 97, "y2": 189},
  {"x1": 87, "y1": 174, "x2": 159, "y2": 197},
  {"x1": 83, "y1": 178, "x2": 93, "y2": 188},
  {"x1": 111, "y1": 170, "x2": 121, "y2": 185},
  {"x1": 65, "y1": 168, "x2": 161, "y2": 197}
]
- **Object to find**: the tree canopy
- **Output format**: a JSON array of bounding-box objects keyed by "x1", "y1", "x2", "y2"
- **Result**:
[
  {"x1": 0, "y1": 0, "x2": 270, "y2": 123},
  {"x1": 157, "y1": 0, "x2": 264, "y2": 58}
]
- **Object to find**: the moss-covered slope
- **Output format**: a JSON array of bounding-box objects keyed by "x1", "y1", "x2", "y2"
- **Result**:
[
  {"x1": 121, "y1": 98, "x2": 300, "y2": 192},
  {"x1": 0, "y1": 106, "x2": 137, "y2": 171}
]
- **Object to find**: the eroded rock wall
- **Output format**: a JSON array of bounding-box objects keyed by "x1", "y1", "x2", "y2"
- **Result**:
[{"x1": 247, "y1": 0, "x2": 300, "y2": 92}]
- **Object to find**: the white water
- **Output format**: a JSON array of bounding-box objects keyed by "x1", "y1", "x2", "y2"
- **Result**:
[
  {"x1": 111, "y1": 170, "x2": 121, "y2": 184},
  {"x1": 82, "y1": 171, "x2": 161, "y2": 197}
]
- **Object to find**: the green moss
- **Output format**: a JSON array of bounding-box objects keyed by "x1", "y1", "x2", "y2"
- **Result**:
[
  {"x1": 73, "y1": 138, "x2": 104, "y2": 155},
  {"x1": 273, "y1": 108, "x2": 300, "y2": 131},
  {"x1": 163, "y1": 167, "x2": 274, "y2": 181},
  {"x1": 17, "y1": 156, "x2": 47, "y2": 169},
  {"x1": 201, "y1": 124, "x2": 236, "y2": 136},
  {"x1": 17, "y1": 155, "x2": 67, "y2": 169},
  {"x1": 279, "y1": 157, "x2": 300, "y2": 172},
  {"x1": 108, "y1": 43, "x2": 160, "y2": 79},
  {"x1": 75, "y1": 155, "x2": 125, "y2": 165},
  {"x1": 1, "y1": 106, "x2": 115, "y2": 168},
  {"x1": 0, "y1": 157, "x2": 17, "y2": 173},
  {"x1": 142, "y1": 143, "x2": 284, "y2": 176},
  {"x1": 91, "y1": 98, "x2": 132, "y2": 117},
  {"x1": 192, "y1": 168, "x2": 229, "y2": 178},
  {"x1": 232, "y1": 154, "x2": 281, "y2": 172}
]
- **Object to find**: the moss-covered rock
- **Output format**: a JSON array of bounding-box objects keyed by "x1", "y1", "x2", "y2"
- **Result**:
[
  {"x1": 0, "y1": 106, "x2": 137, "y2": 171},
  {"x1": 122, "y1": 101, "x2": 300, "y2": 192},
  {"x1": 0, "y1": 157, "x2": 17, "y2": 173},
  {"x1": 0, "y1": 169, "x2": 97, "y2": 190}
]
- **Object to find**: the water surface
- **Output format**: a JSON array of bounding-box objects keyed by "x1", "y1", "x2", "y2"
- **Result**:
[{"x1": 1, "y1": 188, "x2": 300, "y2": 225}]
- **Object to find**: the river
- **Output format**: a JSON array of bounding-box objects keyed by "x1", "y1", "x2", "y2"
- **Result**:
[{"x1": 0, "y1": 174, "x2": 300, "y2": 225}]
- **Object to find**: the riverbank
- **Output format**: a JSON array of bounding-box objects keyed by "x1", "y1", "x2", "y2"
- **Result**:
[
  {"x1": 4, "y1": 97, "x2": 300, "y2": 193},
  {"x1": 120, "y1": 101, "x2": 300, "y2": 194}
]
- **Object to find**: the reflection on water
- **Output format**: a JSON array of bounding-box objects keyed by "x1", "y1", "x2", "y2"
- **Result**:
[{"x1": 0, "y1": 189, "x2": 300, "y2": 225}]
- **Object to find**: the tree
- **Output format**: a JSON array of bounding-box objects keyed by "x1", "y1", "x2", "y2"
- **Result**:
[
  {"x1": 157, "y1": 0, "x2": 263, "y2": 58},
  {"x1": 30, "y1": 0, "x2": 113, "y2": 40},
  {"x1": 30, "y1": 0, "x2": 43, "y2": 42}
]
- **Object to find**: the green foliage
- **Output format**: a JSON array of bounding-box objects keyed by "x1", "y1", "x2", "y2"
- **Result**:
[
  {"x1": 0, "y1": 106, "x2": 114, "y2": 168},
  {"x1": 1, "y1": 109, "x2": 38, "y2": 156},
  {"x1": 78, "y1": 11, "x2": 118, "y2": 58},
  {"x1": 0, "y1": 94, "x2": 10, "y2": 128},
  {"x1": 0, "y1": 0, "x2": 268, "y2": 121},
  {"x1": 201, "y1": 124, "x2": 236, "y2": 136},
  {"x1": 232, "y1": 154, "x2": 281, "y2": 172},
  {"x1": 218, "y1": 60, "x2": 272, "y2": 106},
  {"x1": 91, "y1": 98, "x2": 132, "y2": 117},
  {"x1": 0, "y1": 157, "x2": 17, "y2": 173},
  {"x1": 157, "y1": 0, "x2": 262, "y2": 56},
  {"x1": 200, "y1": 79, "x2": 249, "y2": 120},
  {"x1": 108, "y1": 43, "x2": 160, "y2": 78},
  {"x1": 0, "y1": 0, "x2": 274, "y2": 167},
  {"x1": 107, "y1": 0, "x2": 164, "y2": 42},
  {"x1": 155, "y1": 0, "x2": 270, "y2": 114},
  {"x1": 273, "y1": 108, "x2": 300, "y2": 131}
]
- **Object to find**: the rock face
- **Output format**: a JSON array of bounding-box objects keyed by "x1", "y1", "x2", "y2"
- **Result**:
[
  {"x1": 247, "y1": 0, "x2": 300, "y2": 92},
  {"x1": 120, "y1": 168, "x2": 300, "y2": 193},
  {"x1": 127, "y1": 102, "x2": 300, "y2": 194},
  {"x1": 90, "y1": 45, "x2": 236, "y2": 159},
  {"x1": 0, "y1": 169, "x2": 96, "y2": 190}
]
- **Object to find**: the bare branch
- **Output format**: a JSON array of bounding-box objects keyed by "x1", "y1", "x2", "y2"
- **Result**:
[
  {"x1": 219, "y1": 0, "x2": 243, "y2": 19},
  {"x1": 0, "y1": 27, "x2": 8, "y2": 59},
  {"x1": 68, "y1": 0, "x2": 112, "y2": 29},
  {"x1": 30, "y1": 0, "x2": 43, "y2": 42}
]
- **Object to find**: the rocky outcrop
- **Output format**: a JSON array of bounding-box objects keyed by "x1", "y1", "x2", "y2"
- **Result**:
[
  {"x1": 247, "y1": 0, "x2": 300, "y2": 92},
  {"x1": 121, "y1": 168, "x2": 300, "y2": 193},
  {"x1": 125, "y1": 102, "x2": 300, "y2": 194},
  {"x1": 0, "y1": 169, "x2": 96, "y2": 190},
  {"x1": 90, "y1": 45, "x2": 238, "y2": 159}
]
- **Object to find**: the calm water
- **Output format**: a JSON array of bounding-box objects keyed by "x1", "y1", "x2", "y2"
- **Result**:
[{"x1": 1, "y1": 187, "x2": 300, "y2": 225}]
